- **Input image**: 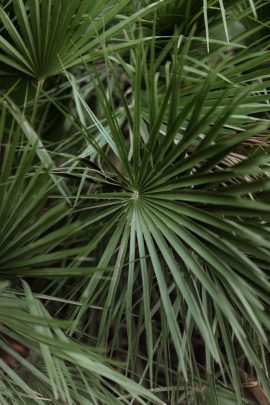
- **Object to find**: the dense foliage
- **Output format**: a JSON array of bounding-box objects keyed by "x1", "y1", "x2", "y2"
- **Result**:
[{"x1": 0, "y1": 1, "x2": 270, "y2": 404}]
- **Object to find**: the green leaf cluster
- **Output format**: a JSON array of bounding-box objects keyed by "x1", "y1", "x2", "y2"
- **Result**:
[{"x1": 0, "y1": 0, "x2": 270, "y2": 404}]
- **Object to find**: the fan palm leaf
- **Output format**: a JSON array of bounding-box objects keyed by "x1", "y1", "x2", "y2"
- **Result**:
[
  {"x1": 62, "y1": 44, "x2": 270, "y2": 402},
  {"x1": 0, "y1": 0, "x2": 173, "y2": 80}
]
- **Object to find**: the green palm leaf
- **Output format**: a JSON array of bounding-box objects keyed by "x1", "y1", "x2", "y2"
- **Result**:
[{"x1": 65, "y1": 44, "x2": 270, "y2": 401}]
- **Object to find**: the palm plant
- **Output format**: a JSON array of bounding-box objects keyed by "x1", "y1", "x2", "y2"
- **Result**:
[
  {"x1": 1, "y1": 0, "x2": 270, "y2": 404},
  {"x1": 58, "y1": 41, "x2": 270, "y2": 403}
]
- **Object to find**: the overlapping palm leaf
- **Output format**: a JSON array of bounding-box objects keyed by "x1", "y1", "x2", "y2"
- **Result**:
[
  {"x1": 0, "y1": 281, "x2": 159, "y2": 404},
  {"x1": 0, "y1": 109, "x2": 101, "y2": 276}
]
